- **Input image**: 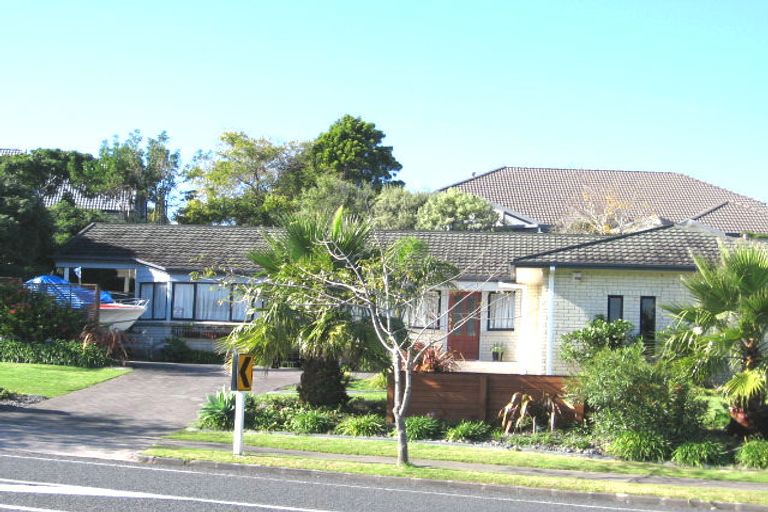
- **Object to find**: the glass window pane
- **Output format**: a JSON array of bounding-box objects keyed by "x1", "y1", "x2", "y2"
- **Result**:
[
  {"x1": 640, "y1": 296, "x2": 656, "y2": 344},
  {"x1": 195, "y1": 283, "x2": 230, "y2": 321},
  {"x1": 488, "y1": 292, "x2": 515, "y2": 330},
  {"x1": 407, "y1": 291, "x2": 440, "y2": 329},
  {"x1": 608, "y1": 296, "x2": 623, "y2": 322},
  {"x1": 139, "y1": 284, "x2": 153, "y2": 319},
  {"x1": 153, "y1": 283, "x2": 167, "y2": 320},
  {"x1": 173, "y1": 283, "x2": 195, "y2": 320}
]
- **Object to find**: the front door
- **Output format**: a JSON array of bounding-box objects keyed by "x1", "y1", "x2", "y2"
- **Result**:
[{"x1": 447, "y1": 292, "x2": 481, "y2": 360}]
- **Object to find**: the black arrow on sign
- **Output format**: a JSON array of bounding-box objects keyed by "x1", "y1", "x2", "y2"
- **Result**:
[{"x1": 239, "y1": 356, "x2": 252, "y2": 389}]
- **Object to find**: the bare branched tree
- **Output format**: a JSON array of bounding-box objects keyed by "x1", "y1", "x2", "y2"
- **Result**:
[{"x1": 556, "y1": 187, "x2": 662, "y2": 234}]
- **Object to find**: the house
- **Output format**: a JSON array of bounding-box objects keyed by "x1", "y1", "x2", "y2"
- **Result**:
[
  {"x1": 443, "y1": 166, "x2": 768, "y2": 235},
  {"x1": 54, "y1": 221, "x2": 752, "y2": 375}
]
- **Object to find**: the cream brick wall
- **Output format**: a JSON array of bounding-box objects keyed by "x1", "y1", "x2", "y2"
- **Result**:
[{"x1": 538, "y1": 268, "x2": 693, "y2": 375}]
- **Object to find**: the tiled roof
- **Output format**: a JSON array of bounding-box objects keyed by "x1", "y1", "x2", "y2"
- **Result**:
[
  {"x1": 42, "y1": 182, "x2": 134, "y2": 213},
  {"x1": 0, "y1": 148, "x2": 23, "y2": 156},
  {"x1": 512, "y1": 222, "x2": 736, "y2": 270},
  {"x1": 54, "y1": 223, "x2": 603, "y2": 277},
  {"x1": 444, "y1": 167, "x2": 768, "y2": 234}
]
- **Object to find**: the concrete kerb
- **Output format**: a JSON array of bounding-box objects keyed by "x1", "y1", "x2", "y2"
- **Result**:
[{"x1": 136, "y1": 454, "x2": 768, "y2": 512}]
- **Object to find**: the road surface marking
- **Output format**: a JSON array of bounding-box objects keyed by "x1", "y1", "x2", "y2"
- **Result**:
[
  {"x1": 0, "y1": 453, "x2": 692, "y2": 512},
  {"x1": 0, "y1": 477, "x2": 337, "y2": 512},
  {"x1": 0, "y1": 504, "x2": 72, "y2": 512}
]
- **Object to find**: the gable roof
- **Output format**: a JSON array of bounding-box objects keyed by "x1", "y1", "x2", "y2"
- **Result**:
[
  {"x1": 444, "y1": 166, "x2": 768, "y2": 235},
  {"x1": 0, "y1": 148, "x2": 23, "y2": 156},
  {"x1": 54, "y1": 223, "x2": 602, "y2": 277},
  {"x1": 42, "y1": 182, "x2": 134, "y2": 213},
  {"x1": 512, "y1": 222, "x2": 736, "y2": 270}
]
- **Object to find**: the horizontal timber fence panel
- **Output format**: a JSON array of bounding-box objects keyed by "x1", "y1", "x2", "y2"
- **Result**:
[{"x1": 387, "y1": 372, "x2": 580, "y2": 424}]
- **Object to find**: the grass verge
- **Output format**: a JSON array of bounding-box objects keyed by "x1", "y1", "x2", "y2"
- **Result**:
[
  {"x1": 144, "y1": 446, "x2": 768, "y2": 506},
  {"x1": 168, "y1": 430, "x2": 768, "y2": 484},
  {"x1": 0, "y1": 362, "x2": 130, "y2": 397}
]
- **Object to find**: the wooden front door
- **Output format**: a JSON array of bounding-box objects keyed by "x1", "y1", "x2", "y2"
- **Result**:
[{"x1": 447, "y1": 292, "x2": 481, "y2": 360}]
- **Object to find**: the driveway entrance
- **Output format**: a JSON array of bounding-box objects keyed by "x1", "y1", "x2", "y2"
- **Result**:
[{"x1": 0, "y1": 361, "x2": 300, "y2": 459}]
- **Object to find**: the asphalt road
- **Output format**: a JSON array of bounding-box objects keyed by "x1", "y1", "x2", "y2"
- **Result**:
[{"x1": 0, "y1": 451, "x2": 726, "y2": 512}]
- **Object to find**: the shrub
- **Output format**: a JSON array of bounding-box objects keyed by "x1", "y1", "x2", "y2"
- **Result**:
[
  {"x1": 286, "y1": 409, "x2": 338, "y2": 434},
  {"x1": 346, "y1": 396, "x2": 387, "y2": 416},
  {"x1": 606, "y1": 431, "x2": 670, "y2": 462},
  {"x1": 159, "y1": 337, "x2": 224, "y2": 364},
  {"x1": 0, "y1": 387, "x2": 15, "y2": 400},
  {"x1": 412, "y1": 343, "x2": 457, "y2": 373},
  {"x1": 561, "y1": 317, "x2": 635, "y2": 364},
  {"x1": 246, "y1": 394, "x2": 304, "y2": 431},
  {"x1": 197, "y1": 390, "x2": 236, "y2": 430},
  {"x1": 672, "y1": 440, "x2": 729, "y2": 467},
  {"x1": 571, "y1": 343, "x2": 703, "y2": 442},
  {"x1": 444, "y1": 420, "x2": 493, "y2": 442},
  {"x1": 0, "y1": 338, "x2": 113, "y2": 367},
  {"x1": 736, "y1": 439, "x2": 768, "y2": 469},
  {"x1": 0, "y1": 282, "x2": 88, "y2": 342},
  {"x1": 335, "y1": 414, "x2": 387, "y2": 437},
  {"x1": 405, "y1": 415, "x2": 443, "y2": 440}
]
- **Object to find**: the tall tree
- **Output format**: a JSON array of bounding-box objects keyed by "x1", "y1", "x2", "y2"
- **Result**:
[
  {"x1": 0, "y1": 176, "x2": 52, "y2": 276},
  {"x1": 0, "y1": 148, "x2": 93, "y2": 195},
  {"x1": 311, "y1": 115, "x2": 403, "y2": 189},
  {"x1": 79, "y1": 131, "x2": 180, "y2": 223},
  {"x1": 371, "y1": 186, "x2": 431, "y2": 230},
  {"x1": 48, "y1": 195, "x2": 107, "y2": 247},
  {"x1": 296, "y1": 175, "x2": 376, "y2": 219},
  {"x1": 177, "y1": 133, "x2": 309, "y2": 225},
  {"x1": 415, "y1": 188, "x2": 498, "y2": 231},
  {"x1": 664, "y1": 244, "x2": 768, "y2": 435}
]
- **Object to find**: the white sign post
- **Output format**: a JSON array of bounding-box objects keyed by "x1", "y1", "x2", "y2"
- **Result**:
[{"x1": 233, "y1": 390, "x2": 245, "y2": 455}]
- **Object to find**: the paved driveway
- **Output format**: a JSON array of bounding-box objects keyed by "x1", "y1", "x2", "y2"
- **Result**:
[{"x1": 0, "y1": 362, "x2": 300, "y2": 459}]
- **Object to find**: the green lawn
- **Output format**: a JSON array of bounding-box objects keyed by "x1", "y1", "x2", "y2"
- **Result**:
[
  {"x1": 271, "y1": 375, "x2": 387, "y2": 401},
  {"x1": 0, "y1": 362, "x2": 130, "y2": 397},
  {"x1": 168, "y1": 430, "x2": 768, "y2": 485},
  {"x1": 144, "y1": 446, "x2": 768, "y2": 507}
]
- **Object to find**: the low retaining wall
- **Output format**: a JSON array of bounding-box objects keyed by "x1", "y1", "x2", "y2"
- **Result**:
[{"x1": 387, "y1": 372, "x2": 579, "y2": 423}]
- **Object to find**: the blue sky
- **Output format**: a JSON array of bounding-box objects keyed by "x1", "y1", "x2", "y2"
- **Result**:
[{"x1": 1, "y1": 1, "x2": 766, "y2": 201}]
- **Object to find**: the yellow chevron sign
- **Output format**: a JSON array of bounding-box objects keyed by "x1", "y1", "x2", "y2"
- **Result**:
[{"x1": 232, "y1": 354, "x2": 254, "y2": 391}]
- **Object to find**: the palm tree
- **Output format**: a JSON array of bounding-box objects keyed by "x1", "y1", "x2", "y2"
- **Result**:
[
  {"x1": 226, "y1": 209, "x2": 385, "y2": 407},
  {"x1": 665, "y1": 243, "x2": 768, "y2": 435}
]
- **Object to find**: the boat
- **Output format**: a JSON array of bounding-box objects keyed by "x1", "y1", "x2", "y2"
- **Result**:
[{"x1": 24, "y1": 275, "x2": 148, "y2": 331}]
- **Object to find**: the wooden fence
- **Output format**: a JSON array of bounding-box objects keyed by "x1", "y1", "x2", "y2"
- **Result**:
[{"x1": 387, "y1": 372, "x2": 580, "y2": 424}]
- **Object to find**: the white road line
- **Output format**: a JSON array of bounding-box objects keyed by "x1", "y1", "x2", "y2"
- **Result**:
[
  {"x1": 0, "y1": 477, "x2": 337, "y2": 512},
  {"x1": 0, "y1": 452, "x2": 686, "y2": 512},
  {"x1": 0, "y1": 504, "x2": 72, "y2": 512}
]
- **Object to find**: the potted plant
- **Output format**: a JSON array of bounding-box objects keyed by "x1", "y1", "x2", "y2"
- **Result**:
[{"x1": 491, "y1": 343, "x2": 505, "y2": 361}]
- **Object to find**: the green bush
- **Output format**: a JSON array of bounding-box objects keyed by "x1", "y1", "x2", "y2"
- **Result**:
[
  {"x1": 246, "y1": 394, "x2": 304, "y2": 431},
  {"x1": 444, "y1": 420, "x2": 493, "y2": 442},
  {"x1": 345, "y1": 396, "x2": 387, "y2": 416},
  {"x1": 197, "y1": 390, "x2": 236, "y2": 430},
  {"x1": 503, "y1": 430, "x2": 595, "y2": 450},
  {"x1": 405, "y1": 415, "x2": 443, "y2": 440},
  {"x1": 335, "y1": 414, "x2": 388, "y2": 437},
  {"x1": 0, "y1": 282, "x2": 88, "y2": 342},
  {"x1": 0, "y1": 387, "x2": 15, "y2": 400},
  {"x1": 286, "y1": 409, "x2": 338, "y2": 434},
  {"x1": 672, "y1": 440, "x2": 729, "y2": 467},
  {"x1": 0, "y1": 338, "x2": 113, "y2": 367},
  {"x1": 571, "y1": 343, "x2": 703, "y2": 442},
  {"x1": 159, "y1": 337, "x2": 224, "y2": 364},
  {"x1": 607, "y1": 430, "x2": 670, "y2": 462},
  {"x1": 736, "y1": 439, "x2": 768, "y2": 469},
  {"x1": 561, "y1": 317, "x2": 635, "y2": 364}
]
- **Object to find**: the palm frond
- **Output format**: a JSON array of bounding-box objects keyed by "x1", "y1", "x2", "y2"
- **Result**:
[{"x1": 722, "y1": 369, "x2": 767, "y2": 406}]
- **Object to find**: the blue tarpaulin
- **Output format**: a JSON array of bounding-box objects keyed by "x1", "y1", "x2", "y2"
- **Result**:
[{"x1": 24, "y1": 275, "x2": 114, "y2": 307}]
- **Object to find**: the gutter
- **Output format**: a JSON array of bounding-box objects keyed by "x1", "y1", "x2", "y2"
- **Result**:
[{"x1": 546, "y1": 265, "x2": 556, "y2": 376}]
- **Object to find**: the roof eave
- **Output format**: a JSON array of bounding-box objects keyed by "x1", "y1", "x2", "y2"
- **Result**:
[{"x1": 513, "y1": 261, "x2": 697, "y2": 271}]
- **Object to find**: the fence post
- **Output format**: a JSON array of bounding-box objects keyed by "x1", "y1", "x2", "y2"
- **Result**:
[{"x1": 479, "y1": 374, "x2": 488, "y2": 421}]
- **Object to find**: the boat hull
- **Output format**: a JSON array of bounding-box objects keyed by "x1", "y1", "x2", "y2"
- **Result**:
[{"x1": 99, "y1": 304, "x2": 146, "y2": 331}]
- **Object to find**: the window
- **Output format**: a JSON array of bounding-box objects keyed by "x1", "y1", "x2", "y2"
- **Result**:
[
  {"x1": 230, "y1": 285, "x2": 263, "y2": 322},
  {"x1": 406, "y1": 291, "x2": 441, "y2": 329},
  {"x1": 487, "y1": 292, "x2": 516, "y2": 330},
  {"x1": 607, "y1": 295, "x2": 624, "y2": 322},
  {"x1": 139, "y1": 283, "x2": 167, "y2": 320},
  {"x1": 172, "y1": 283, "x2": 195, "y2": 320},
  {"x1": 640, "y1": 296, "x2": 656, "y2": 347},
  {"x1": 195, "y1": 283, "x2": 230, "y2": 321}
]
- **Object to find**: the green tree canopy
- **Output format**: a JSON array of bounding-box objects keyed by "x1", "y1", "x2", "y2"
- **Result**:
[
  {"x1": 0, "y1": 149, "x2": 93, "y2": 195},
  {"x1": 371, "y1": 186, "x2": 430, "y2": 230},
  {"x1": 296, "y1": 175, "x2": 375, "y2": 219},
  {"x1": 0, "y1": 176, "x2": 53, "y2": 276},
  {"x1": 78, "y1": 131, "x2": 180, "y2": 223},
  {"x1": 415, "y1": 188, "x2": 498, "y2": 231},
  {"x1": 311, "y1": 115, "x2": 402, "y2": 189},
  {"x1": 48, "y1": 195, "x2": 107, "y2": 247},
  {"x1": 176, "y1": 132, "x2": 309, "y2": 225}
]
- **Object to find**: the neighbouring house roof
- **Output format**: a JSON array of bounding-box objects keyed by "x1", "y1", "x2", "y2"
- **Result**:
[
  {"x1": 512, "y1": 222, "x2": 740, "y2": 270},
  {"x1": 0, "y1": 148, "x2": 23, "y2": 156},
  {"x1": 54, "y1": 223, "x2": 603, "y2": 278},
  {"x1": 443, "y1": 166, "x2": 768, "y2": 235},
  {"x1": 42, "y1": 182, "x2": 134, "y2": 214}
]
